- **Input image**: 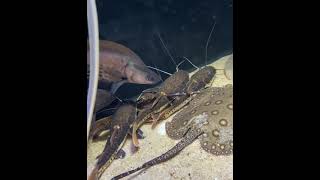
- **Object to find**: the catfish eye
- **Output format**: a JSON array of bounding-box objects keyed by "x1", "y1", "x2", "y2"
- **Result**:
[{"x1": 147, "y1": 75, "x2": 155, "y2": 82}]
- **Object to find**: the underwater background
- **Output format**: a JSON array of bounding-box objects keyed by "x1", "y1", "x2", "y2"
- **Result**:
[{"x1": 95, "y1": 0, "x2": 233, "y2": 100}]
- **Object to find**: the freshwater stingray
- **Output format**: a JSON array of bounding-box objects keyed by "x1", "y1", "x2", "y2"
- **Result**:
[
  {"x1": 166, "y1": 84, "x2": 233, "y2": 155},
  {"x1": 111, "y1": 85, "x2": 233, "y2": 179},
  {"x1": 87, "y1": 40, "x2": 161, "y2": 93}
]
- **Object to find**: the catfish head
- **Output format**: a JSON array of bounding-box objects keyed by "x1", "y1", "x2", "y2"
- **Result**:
[{"x1": 124, "y1": 62, "x2": 161, "y2": 85}]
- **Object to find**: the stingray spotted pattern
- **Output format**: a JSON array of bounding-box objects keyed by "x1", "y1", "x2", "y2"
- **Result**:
[{"x1": 166, "y1": 84, "x2": 233, "y2": 156}]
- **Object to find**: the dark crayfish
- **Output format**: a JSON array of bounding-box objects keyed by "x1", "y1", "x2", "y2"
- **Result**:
[
  {"x1": 131, "y1": 70, "x2": 190, "y2": 147},
  {"x1": 149, "y1": 65, "x2": 216, "y2": 128}
]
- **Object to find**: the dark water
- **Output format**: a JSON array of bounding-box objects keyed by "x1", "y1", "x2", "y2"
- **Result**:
[{"x1": 95, "y1": 0, "x2": 233, "y2": 100}]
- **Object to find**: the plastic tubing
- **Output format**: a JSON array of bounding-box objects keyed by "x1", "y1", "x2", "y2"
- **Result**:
[{"x1": 87, "y1": 0, "x2": 99, "y2": 142}]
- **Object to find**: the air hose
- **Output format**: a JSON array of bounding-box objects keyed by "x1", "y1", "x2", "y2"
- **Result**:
[{"x1": 87, "y1": 0, "x2": 99, "y2": 142}]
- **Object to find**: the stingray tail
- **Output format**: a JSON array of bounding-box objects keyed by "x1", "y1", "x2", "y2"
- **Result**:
[
  {"x1": 111, "y1": 165, "x2": 145, "y2": 180},
  {"x1": 111, "y1": 129, "x2": 203, "y2": 180}
]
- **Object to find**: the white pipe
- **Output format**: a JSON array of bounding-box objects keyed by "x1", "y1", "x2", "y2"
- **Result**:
[{"x1": 87, "y1": 0, "x2": 99, "y2": 142}]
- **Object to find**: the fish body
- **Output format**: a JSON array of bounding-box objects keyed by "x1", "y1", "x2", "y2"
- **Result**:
[
  {"x1": 95, "y1": 89, "x2": 115, "y2": 112},
  {"x1": 87, "y1": 40, "x2": 161, "y2": 90},
  {"x1": 224, "y1": 54, "x2": 233, "y2": 81},
  {"x1": 89, "y1": 102, "x2": 137, "y2": 180}
]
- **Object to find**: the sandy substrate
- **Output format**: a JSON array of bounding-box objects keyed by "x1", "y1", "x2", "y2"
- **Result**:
[{"x1": 88, "y1": 54, "x2": 233, "y2": 180}]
